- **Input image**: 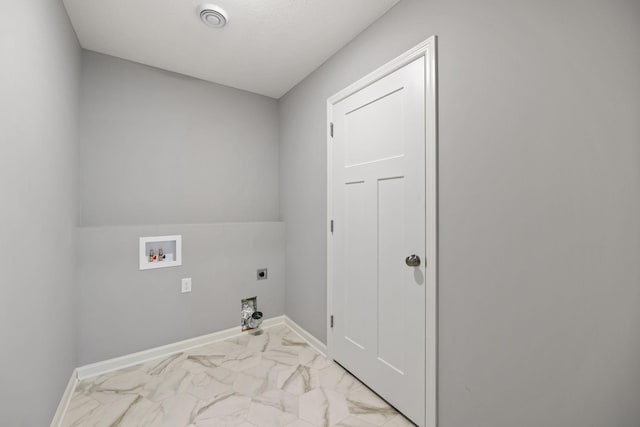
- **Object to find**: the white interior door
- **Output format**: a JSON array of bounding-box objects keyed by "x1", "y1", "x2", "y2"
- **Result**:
[{"x1": 329, "y1": 56, "x2": 427, "y2": 426}]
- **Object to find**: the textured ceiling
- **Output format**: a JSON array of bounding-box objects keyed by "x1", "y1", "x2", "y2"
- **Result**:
[{"x1": 63, "y1": 0, "x2": 400, "y2": 98}]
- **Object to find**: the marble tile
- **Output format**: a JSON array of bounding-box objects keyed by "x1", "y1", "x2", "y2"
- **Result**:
[
  {"x1": 148, "y1": 393, "x2": 199, "y2": 426},
  {"x1": 63, "y1": 394, "x2": 139, "y2": 427},
  {"x1": 182, "y1": 354, "x2": 227, "y2": 372},
  {"x1": 299, "y1": 388, "x2": 350, "y2": 426},
  {"x1": 141, "y1": 352, "x2": 187, "y2": 376},
  {"x1": 188, "y1": 340, "x2": 245, "y2": 358},
  {"x1": 251, "y1": 389, "x2": 298, "y2": 417},
  {"x1": 247, "y1": 390, "x2": 298, "y2": 427},
  {"x1": 335, "y1": 416, "x2": 378, "y2": 427},
  {"x1": 344, "y1": 386, "x2": 399, "y2": 426},
  {"x1": 318, "y1": 363, "x2": 363, "y2": 395},
  {"x1": 178, "y1": 371, "x2": 233, "y2": 401},
  {"x1": 284, "y1": 420, "x2": 316, "y2": 427},
  {"x1": 283, "y1": 364, "x2": 319, "y2": 395},
  {"x1": 233, "y1": 371, "x2": 269, "y2": 397},
  {"x1": 61, "y1": 394, "x2": 100, "y2": 426},
  {"x1": 143, "y1": 368, "x2": 190, "y2": 402},
  {"x1": 192, "y1": 393, "x2": 252, "y2": 426},
  {"x1": 61, "y1": 325, "x2": 414, "y2": 427},
  {"x1": 221, "y1": 348, "x2": 263, "y2": 372},
  {"x1": 115, "y1": 396, "x2": 160, "y2": 427},
  {"x1": 263, "y1": 347, "x2": 300, "y2": 366},
  {"x1": 93, "y1": 369, "x2": 151, "y2": 394},
  {"x1": 298, "y1": 347, "x2": 332, "y2": 370},
  {"x1": 243, "y1": 330, "x2": 272, "y2": 353},
  {"x1": 383, "y1": 415, "x2": 417, "y2": 426}
]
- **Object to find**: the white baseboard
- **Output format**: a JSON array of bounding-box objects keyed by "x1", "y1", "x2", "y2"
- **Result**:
[
  {"x1": 50, "y1": 368, "x2": 78, "y2": 427},
  {"x1": 283, "y1": 315, "x2": 327, "y2": 357},
  {"x1": 77, "y1": 315, "x2": 286, "y2": 380}
]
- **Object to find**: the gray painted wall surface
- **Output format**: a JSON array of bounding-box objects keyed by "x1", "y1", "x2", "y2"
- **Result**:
[
  {"x1": 79, "y1": 51, "x2": 280, "y2": 226},
  {"x1": 279, "y1": 1, "x2": 640, "y2": 426},
  {"x1": 76, "y1": 52, "x2": 285, "y2": 366},
  {"x1": 0, "y1": 1, "x2": 80, "y2": 425},
  {"x1": 76, "y1": 222, "x2": 284, "y2": 365}
]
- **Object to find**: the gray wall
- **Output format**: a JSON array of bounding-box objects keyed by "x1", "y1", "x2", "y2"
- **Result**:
[
  {"x1": 279, "y1": 1, "x2": 640, "y2": 426},
  {"x1": 76, "y1": 222, "x2": 284, "y2": 365},
  {"x1": 0, "y1": 1, "x2": 80, "y2": 425},
  {"x1": 79, "y1": 51, "x2": 280, "y2": 226},
  {"x1": 76, "y1": 52, "x2": 285, "y2": 365}
]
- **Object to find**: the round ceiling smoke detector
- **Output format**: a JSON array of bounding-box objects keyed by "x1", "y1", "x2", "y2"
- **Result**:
[{"x1": 198, "y1": 4, "x2": 228, "y2": 29}]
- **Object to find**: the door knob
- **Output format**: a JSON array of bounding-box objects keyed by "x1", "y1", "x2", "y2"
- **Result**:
[{"x1": 405, "y1": 254, "x2": 421, "y2": 267}]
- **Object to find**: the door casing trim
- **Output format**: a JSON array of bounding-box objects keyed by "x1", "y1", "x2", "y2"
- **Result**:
[{"x1": 326, "y1": 36, "x2": 438, "y2": 427}]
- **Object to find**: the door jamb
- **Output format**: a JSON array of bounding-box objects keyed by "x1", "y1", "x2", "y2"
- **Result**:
[{"x1": 326, "y1": 36, "x2": 438, "y2": 427}]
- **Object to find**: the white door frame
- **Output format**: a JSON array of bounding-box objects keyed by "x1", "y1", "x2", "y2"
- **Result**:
[{"x1": 326, "y1": 36, "x2": 437, "y2": 427}]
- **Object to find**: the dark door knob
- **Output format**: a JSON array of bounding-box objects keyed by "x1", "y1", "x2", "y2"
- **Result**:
[{"x1": 405, "y1": 254, "x2": 421, "y2": 267}]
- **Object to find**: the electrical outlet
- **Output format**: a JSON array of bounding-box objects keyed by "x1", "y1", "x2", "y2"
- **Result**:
[
  {"x1": 181, "y1": 278, "x2": 192, "y2": 293},
  {"x1": 257, "y1": 268, "x2": 268, "y2": 280}
]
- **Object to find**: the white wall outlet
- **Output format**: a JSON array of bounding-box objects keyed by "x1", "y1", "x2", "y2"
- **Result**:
[{"x1": 181, "y1": 278, "x2": 192, "y2": 293}]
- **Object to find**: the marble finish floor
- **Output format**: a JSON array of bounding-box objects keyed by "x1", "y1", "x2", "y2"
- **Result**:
[{"x1": 61, "y1": 325, "x2": 415, "y2": 426}]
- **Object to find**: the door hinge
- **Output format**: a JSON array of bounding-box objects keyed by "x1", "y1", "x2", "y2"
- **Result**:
[
  {"x1": 330, "y1": 315, "x2": 334, "y2": 328},
  {"x1": 330, "y1": 122, "x2": 334, "y2": 138},
  {"x1": 330, "y1": 219, "x2": 334, "y2": 234}
]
